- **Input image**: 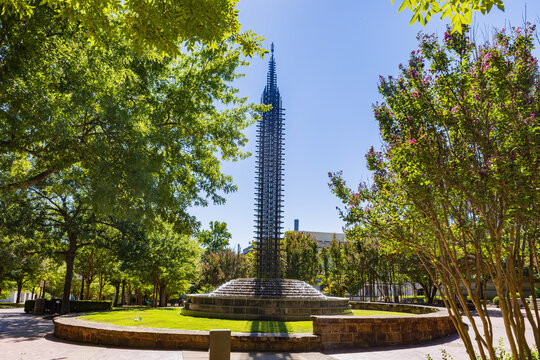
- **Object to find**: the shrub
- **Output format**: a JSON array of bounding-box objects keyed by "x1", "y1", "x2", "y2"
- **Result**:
[
  {"x1": 24, "y1": 299, "x2": 36, "y2": 313},
  {"x1": 0, "y1": 303, "x2": 25, "y2": 308},
  {"x1": 493, "y1": 296, "x2": 499, "y2": 307},
  {"x1": 69, "y1": 300, "x2": 112, "y2": 313}
]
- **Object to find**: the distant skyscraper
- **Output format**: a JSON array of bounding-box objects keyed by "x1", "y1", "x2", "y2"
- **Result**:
[{"x1": 254, "y1": 43, "x2": 284, "y2": 279}]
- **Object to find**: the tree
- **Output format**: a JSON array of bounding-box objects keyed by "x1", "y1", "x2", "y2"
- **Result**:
[
  {"x1": 327, "y1": 238, "x2": 347, "y2": 297},
  {"x1": 281, "y1": 231, "x2": 319, "y2": 284},
  {"x1": 133, "y1": 223, "x2": 201, "y2": 307},
  {"x1": 198, "y1": 221, "x2": 232, "y2": 254},
  {"x1": 330, "y1": 26, "x2": 539, "y2": 360},
  {"x1": 0, "y1": 0, "x2": 265, "y2": 57},
  {"x1": 0, "y1": 8, "x2": 264, "y2": 208},
  {"x1": 199, "y1": 249, "x2": 250, "y2": 290},
  {"x1": 391, "y1": 0, "x2": 505, "y2": 33},
  {"x1": 1, "y1": 8, "x2": 264, "y2": 312},
  {"x1": 8, "y1": 250, "x2": 43, "y2": 303}
]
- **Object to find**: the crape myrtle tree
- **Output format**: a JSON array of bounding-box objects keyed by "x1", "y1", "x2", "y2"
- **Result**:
[{"x1": 330, "y1": 26, "x2": 539, "y2": 359}]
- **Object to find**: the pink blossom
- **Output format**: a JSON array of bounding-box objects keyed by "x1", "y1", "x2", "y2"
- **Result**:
[
  {"x1": 451, "y1": 107, "x2": 458, "y2": 114},
  {"x1": 408, "y1": 139, "x2": 417, "y2": 144}
]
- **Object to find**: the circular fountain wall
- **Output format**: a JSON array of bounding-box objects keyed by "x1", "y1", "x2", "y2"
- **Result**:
[{"x1": 184, "y1": 278, "x2": 350, "y2": 321}]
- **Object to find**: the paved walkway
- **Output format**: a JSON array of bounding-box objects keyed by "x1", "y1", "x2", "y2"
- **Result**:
[{"x1": 0, "y1": 308, "x2": 536, "y2": 360}]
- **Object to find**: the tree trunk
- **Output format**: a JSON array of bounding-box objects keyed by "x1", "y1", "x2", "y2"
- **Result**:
[
  {"x1": 159, "y1": 284, "x2": 167, "y2": 307},
  {"x1": 98, "y1": 274, "x2": 104, "y2": 300},
  {"x1": 79, "y1": 277, "x2": 85, "y2": 300},
  {"x1": 113, "y1": 283, "x2": 120, "y2": 307},
  {"x1": 120, "y1": 279, "x2": 126, "y2": 306},
  {"x1": 85, "y1": 278, "x2": 92, "y2": 300},
  {"x1": 127, "y1": 284, "x2": 132, "y2": 306},
  {"x1": 16, "y1": 281, "x2": 23, "y2": 303},
  {"x1": 61, "y1": 233, "x2": 78, "y2": 314}
]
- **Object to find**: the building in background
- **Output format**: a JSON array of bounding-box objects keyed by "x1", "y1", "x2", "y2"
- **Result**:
[{"x1": 291, "y1": 219, "x2": 345, "y2": 248}]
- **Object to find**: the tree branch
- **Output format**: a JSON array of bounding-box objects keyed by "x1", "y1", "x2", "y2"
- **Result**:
[{"x1": 2, "y1": 168, "x2": 57, "y2": 191}]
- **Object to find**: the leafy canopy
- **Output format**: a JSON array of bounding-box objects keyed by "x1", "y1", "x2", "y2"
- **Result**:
[
  {"x1": 0, "y1": 8, "x2": 265, "y2": 230},
  {"x1": 391, "y1": 0, "x2": 505, "y2": 33},
  {"x1": 0, "y1": 0, "x2": 265, "y2": 57},
  {"x1": 198, "y1": 221, "x2": 232, "y2": 254}
]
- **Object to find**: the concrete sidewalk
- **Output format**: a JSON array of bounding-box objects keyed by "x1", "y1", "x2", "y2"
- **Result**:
[{"x1": 0, "y1": 307, "x2": 536, "y2": 360}]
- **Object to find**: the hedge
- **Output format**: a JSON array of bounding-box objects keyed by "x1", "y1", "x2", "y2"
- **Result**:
[
  {"x1": 24, "y1": 299, "x2": 35, "y2": 313},
  {"x1": 24, "y1": 299, "x2": 112, "y2": 314},
  {"x1": 69, "y1": 300, "x2": 112, "y2": 313},
  {"x1": 0, "y1": 302, "x2": 25, "y2": 308}
]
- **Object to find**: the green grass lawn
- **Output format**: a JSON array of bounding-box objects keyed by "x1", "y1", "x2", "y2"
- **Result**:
[{"x1": 78, "y1": 307, "x2": 410, "y2": 334}]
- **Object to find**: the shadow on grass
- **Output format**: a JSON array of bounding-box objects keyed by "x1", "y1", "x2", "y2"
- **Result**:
[{"x1": 249, "y1": 320, "x2": 290, "y2": 335}]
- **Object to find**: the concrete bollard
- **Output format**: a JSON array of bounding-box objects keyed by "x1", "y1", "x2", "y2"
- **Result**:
[{"x1": 209, "y1": 329, "x2": 231, "y2": 360}]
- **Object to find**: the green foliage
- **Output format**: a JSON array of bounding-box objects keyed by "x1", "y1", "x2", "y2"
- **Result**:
[
  {"x1": 0, "y1": 0, "x2": 265, "y2": 57},
  {"x1": 125, "y1": 221, "x2": 201, "y2": 305},
  {"x1": 0, "y1": 9, "x2": 264, "y2": 229},
  {"x1": 326, "y1": 238, "x2": 347, "y2": 297},
  {"x1": 493, "y1": 296, "x2": 500, "y2": 306},
  {"x1": 391, "y1": 0, "x2": 504, "y2": 33},
  {"x1": 281, "y1": 231, "x2": 319, "y2": 284},
  {"x1": 198, "y1": 221, "x2": 232, "y2": 254},
  {"x1": 199, "y1": 248, "x2": 250, "y2": 290}
]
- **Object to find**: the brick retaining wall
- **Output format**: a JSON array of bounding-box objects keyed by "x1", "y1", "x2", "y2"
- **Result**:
[{"x1": 312, "y1": 303, "x2": 456, "y2": 350}]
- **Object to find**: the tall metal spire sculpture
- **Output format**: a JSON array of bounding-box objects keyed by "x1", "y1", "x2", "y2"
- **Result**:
[{"x1": 254, "y1": 43, "x2": 284, "y2": 279}]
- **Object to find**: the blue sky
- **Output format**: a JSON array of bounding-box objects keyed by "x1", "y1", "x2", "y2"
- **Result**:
[{"x1": 191, "y1": 1, "x2": 540, "y2": 250}]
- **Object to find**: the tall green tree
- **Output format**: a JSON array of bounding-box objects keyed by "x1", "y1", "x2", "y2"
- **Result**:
[
  {"x1": 0, "y1": 8, "x2": 263, "y2": 208},
  {"x1": 132, "y1": 222, "x2": 201, "y2": 307}
]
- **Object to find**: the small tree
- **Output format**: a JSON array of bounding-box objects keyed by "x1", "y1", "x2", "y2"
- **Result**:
[
  {"x1": 199, "y1": 249, "x2": 250, "y2": 290},
  {"x1": 198, "y1": 221, "x2": 232, "y2": 254},
  {"x1": 281, "y1": 231, "x2": 319, "y2": 284}
]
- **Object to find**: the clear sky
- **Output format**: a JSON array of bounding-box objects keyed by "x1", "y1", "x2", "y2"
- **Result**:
[{"x1": 191, "y1": 1, "x2": 540, "y2": 250}]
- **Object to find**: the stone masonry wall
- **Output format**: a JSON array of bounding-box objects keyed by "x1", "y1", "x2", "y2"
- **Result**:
[{"x1": 312, "y1": 305, "x2": 456, "y2": 350}]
